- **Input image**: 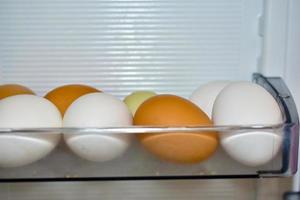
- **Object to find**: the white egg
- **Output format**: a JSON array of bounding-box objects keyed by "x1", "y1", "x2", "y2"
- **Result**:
[
  {"x1": 0, "y1": 95, "x2": 62, "y2": 168},
  {"x1": 190, "y1": 81, "x2": 230, "y2": 117},
  {"x1": 212, "y1": 82, "x2": 283, "y2": 167},
  {"x1": 63, "y1": 93, "x2": 132, "y2": 162}
]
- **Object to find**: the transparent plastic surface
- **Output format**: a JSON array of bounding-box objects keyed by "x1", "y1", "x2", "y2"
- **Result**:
[{"x1": 0, "y1": 74, "x2": 297, "y2": 181}]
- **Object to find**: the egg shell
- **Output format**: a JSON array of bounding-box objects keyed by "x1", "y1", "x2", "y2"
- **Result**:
[
  {"x1": 212, "y1": 81, "x2": 283, "y2": 166},
  {"x1": 63, "y1": 93, "x2": 132, "y2": 162},
  {"x1": 0, "y1": 84, "x2": 35, "y2": 100},
  {"x1": 124, "y1": 91, "x2": 156, "y2": 115},
  {"x1": 220, "y1": 132, "x2": 282, "y2": 166},
  {"x1": 45, "y1": 84, "x2": 100, "y2": 116},
  {"x1": 134, "y1": 94, "x2": 218, "y2": 164},
  {"x1": 189, "y1": 81, "x2": 230, "y2": 117},
  {"x1": 0, "y1": 95, "x2": 62, "y2": 167}
]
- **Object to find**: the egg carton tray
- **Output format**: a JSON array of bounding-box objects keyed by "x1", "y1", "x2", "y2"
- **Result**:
[{"x1": 0, "y1": 73, "x2": 298, "y2": 182}]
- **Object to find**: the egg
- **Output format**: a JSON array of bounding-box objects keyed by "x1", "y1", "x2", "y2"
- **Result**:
[
  {"x1": 189, "y1": 81, "x2": 230, "y2": 117},
  {"x1": 124, "y1": 91, "x2": 156, "y2": 115},
  {"x1": 45, "y1": 84, "x2": 100, "y2": 116},
  {"x1": 212, "y1": 82, "x2": 283, "y2": 166},
  {"x1": 63, "y1": 93, "x2": 132, "y2": 162},
  {"x1": 0, "y1": 95, "x2": 62, "y2": 167},
  {"x1": 0, "y1": 84, "x2": 34, "y2": 100},
  {"x1": 134, "y1": 94, "x2": 218, "y2": 164}
]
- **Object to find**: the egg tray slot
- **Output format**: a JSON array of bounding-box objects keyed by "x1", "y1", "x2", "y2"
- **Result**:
[{"x1": 0, "y1": 73, "x2": 298, "y2": 182}]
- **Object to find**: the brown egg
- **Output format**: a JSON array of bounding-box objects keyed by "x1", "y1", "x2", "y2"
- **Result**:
[
  {"x1": 45, "y1": 84, "x2": 100, "y2": 116},
  {"x1": 0, "y1": 84, "x2": 35, "y2": 100},
  {"x1": 134, "y1": 94, "x2": 218, "y2": 164}
]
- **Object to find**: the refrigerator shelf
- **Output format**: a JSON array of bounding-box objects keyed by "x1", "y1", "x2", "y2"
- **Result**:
[
  {"x1": 0, "y1": 124, "x2": 288, "y2": 135},
  {"x1": 0, "y1": 74, "x2": 298, "y2": 182}
]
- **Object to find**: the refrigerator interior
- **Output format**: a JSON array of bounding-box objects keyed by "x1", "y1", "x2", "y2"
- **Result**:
[
  {"x1": 0, "y1": 0, "x2": 299, "y2": 199},
  {"x1": 0, "y1": 0, "x2": 262, "y2": 97}
]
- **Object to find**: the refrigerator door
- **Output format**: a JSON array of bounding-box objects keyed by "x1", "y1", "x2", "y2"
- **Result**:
[{"x1": 0, "y1": 0, "x2": 299, "y2": 199}]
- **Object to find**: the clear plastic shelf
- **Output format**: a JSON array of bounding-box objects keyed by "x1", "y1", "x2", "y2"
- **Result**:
[{"x1": 0, "y1": 74, "x2": 298, "y2": 181}]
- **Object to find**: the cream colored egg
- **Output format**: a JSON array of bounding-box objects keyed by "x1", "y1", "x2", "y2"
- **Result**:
[
  {"x1": 0, "y1": 95, "x2": 62, "y2": 167},
  {"x1": 124, "y1": 91, "x2": 156, "y2": 115},
  {"x1": 190, "y1": 81, "x2": 230, "y2": 117},
  {"x1": 212, "y1": 82, "x2": 283, "y2": 166},
  {"x1": 63, "y1": 93, "x2": 132, "y2": 162}
]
